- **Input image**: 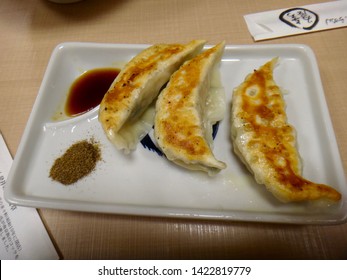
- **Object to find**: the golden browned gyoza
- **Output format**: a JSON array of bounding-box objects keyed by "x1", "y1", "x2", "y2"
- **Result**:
[
  {"x1": 154, "y1": 42, "x2": 227, "y2": 175},
  {"x1": 99, "y1": 40, "x2": 206, "y2": 153},
  {"x1": 231, "y1": 58, "x2": 341, "y2": 203}
]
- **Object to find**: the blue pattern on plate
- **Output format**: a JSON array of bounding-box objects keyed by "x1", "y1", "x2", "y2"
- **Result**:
[{"x1": 140, "y1": 122, "x2": 220, "y2": 156}]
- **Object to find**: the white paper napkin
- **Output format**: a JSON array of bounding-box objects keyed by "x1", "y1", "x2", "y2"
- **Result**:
[
  {"x1": 244, "y1": 1, "x2": 347, "y2": 41},
  {"x1": 0, "y1": 132, "x2": 59, "y2": 260}
]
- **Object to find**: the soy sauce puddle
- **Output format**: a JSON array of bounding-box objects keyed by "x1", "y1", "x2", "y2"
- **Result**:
[
  {"x1": 65, "y1": 68, "x2": 120, "y2": 117},
  {"x1": 55, "y1": 67, "x2": 221, "y2": 157}
]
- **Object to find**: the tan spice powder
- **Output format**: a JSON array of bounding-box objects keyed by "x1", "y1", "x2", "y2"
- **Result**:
[{"x1": 49, "y1": 139, "x2": 101, "y2": 185}]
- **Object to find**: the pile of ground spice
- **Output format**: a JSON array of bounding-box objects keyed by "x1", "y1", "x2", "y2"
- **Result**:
[{"x1": 49, "y1": 139, "x2": 101, "y2": 185}]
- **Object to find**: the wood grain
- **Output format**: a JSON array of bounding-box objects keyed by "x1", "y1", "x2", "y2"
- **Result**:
[{"x1": 1, "y1": 0, "x2": 346, "y2": 259}]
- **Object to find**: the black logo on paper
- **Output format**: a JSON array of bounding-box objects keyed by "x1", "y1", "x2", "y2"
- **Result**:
[{"x1": 279, "y1": 8, "x2": 319, "y2": 30}]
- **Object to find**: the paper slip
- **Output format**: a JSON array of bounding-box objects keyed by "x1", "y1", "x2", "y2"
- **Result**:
[
  {"x1": 0, "y1": 132, "x2": 59, "y2": 259},
  {"x1": 244, "y1": 1, "x2": 347, "y2": 41}
]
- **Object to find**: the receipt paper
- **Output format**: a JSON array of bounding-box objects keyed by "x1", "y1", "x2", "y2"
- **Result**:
[{"x1": 0, "y1": 132, "x2": 59, "y2": 260}]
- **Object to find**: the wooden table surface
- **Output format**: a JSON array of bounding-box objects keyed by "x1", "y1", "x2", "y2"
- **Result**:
[{"x1": 1, "y1": 0, "x2": 347, "y2": 259}]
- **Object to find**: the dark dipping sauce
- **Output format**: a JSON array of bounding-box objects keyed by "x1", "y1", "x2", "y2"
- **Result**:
[{"x1": 65, "y1": 68, "x2": 120, "y2": 116}]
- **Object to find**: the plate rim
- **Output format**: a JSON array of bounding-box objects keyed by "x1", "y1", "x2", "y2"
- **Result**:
[{"x1": 4, "y1": 42, "x2": 347, "y2": 225}]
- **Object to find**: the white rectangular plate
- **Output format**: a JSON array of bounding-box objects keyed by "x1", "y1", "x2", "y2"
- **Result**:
[{"x1": 5, "y1": 42, "x2": 347, "y2": 224}]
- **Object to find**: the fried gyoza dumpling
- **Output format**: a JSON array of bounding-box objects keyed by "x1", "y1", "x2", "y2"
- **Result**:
[
  {"x1": 154, "y1": 42, "x2": 227, "y2": 175},
  {"x1": 99, "y1": 40, "x2": 206, "y2": 153},
  {"x1": 231, "y1": 58, "x2": 341, "y2": 202}
]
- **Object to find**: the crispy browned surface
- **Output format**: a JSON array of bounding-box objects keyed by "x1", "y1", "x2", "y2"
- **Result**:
[
  {"x1": 155, "y1": 42, "x2": 226, "y2": 172},
  {"x1": 99, "y1": 40, "x2": 206, "y2": 140},
  {"x1": 99, "y1": 44, "x2": 186, "y2": 132},
  {"x1": 157, "y1": 49, "x2": 214, "y2": 159},
  {"x1": 232, "y1": 58, "x2": 341, "y2": 202}
]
